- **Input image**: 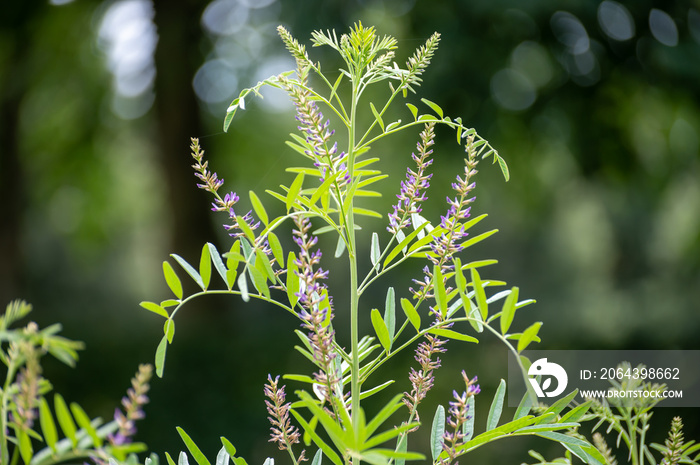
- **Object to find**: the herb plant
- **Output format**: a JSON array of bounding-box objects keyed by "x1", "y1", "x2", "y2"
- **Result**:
[
  {"x1": 0, "y1": 299, "x2": 153, "y2": 465},
  {"x1": 141, "y1": 23, "x2": 609, "y2": 465}
]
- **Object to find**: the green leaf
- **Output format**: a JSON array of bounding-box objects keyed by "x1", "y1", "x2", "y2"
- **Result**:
[
  {"x1": 352, "y1": 207, "x2": 382, "y2": 218},
  {"x1": 385, "y1": 120, "x2": 401, "y2": 131},
  {"x1": 517, "y1": 322, "x2": 542, "y2": 352},
  {"x1": 39, "y1": 397, "x2": 58, "y2": 453},
  {"x1": 267, "y1": 232, "x2": 284, "y2": 267},
  {"x1": 370, "y1": 102, "x2": 384, "y2": 131},
  {"x1": 171, "y1": 254, "x2": 204, "y2": 290},
  {"x1": 310, "y1": 171, "x2": 339, "y2": 206},
  {"x1": 360, "y1": 380, "x2": 395, "y2": 400},
  {"x1": 18, "y1": 429, "x2": 32, "y2": 464},
  {"x1": 286, "y1": 252, "x2": 299, "y2": 307},
  {"x1": 165, "y1": 452, "x2": 177, "y2": 465},
  {"x1": 420, "y1": 98, "x2": 444, "y2": 118},
  {"x1": 430, "y1": 405, "x2": 445, "y2": 462},
  {"x1": 140, "y1": 301, "x2": 169, "y2": 318},
  {"x1": 237, "y1": 216, "x2": 256, "y2": 242},
  {"x1": 499, "y1": 287, "x2": 519, "y2": 334},
  {"x1": 54, "y1": 393, "x2": 77, "y2": 446},
  {"x1": 464, "y1": 396, "x2": 475, "y2": 441},
  {"x1": 400, "y1": 298, "x2": 420, "y2": 331},
  {"x1": 220, "y1": 437, "x2": 237, "y2": 457},
  {"x1": 177, "y1": 427, "x2": 212, "y2": 465},
  {"x1": 383, "y1": 287, "x2": 395, "y2": 342},
  {"x1": 395, "y1": 433, "x2": 407, "y2": 465},
  {"x1": 208, "y1": 243, "x2": 230, "y2": 288},
  {"x1": 383, "y1": 222, "x2": 429, "y2": 267},
  {"x1": 290, "y1": 410, "x2": 343, "y2": 465},
  {"x1": 255, "y1": 248, "x2": 275, "y2": 281},
  {"x1": 163, "y1": 261, "x2": 183, "y2": 300},
  {"x1": 155, "y1": 334, "x2": 168, "y2": 378},
  {"x1": 460, "y1": 229, "x2": 498, "y2": 250},
  {"x1": 199, "y1": 244, "x2": 212, "y2": 290},
  {"x1": 364, "y1": 394, "x2": 406, "y2": 439},
  {"x1": 513, "y1": 391, "x2": 533, "y2": 420},
  {"x1": 406, "y1": 103, "x2": 418, "y2": 120},
  {"x1": 370, "y1": 232, "x2": 380, "y2": 267},
  {"x1": 371, "y1": 309, "x2": 391, "y2": 352},
  {"x1": 560, "y1": 401, "x2": 591, "y2": 423},
  {"x1": 71, "y1": 402, "x2": 101, "y2": 447},
  {"x1": 249, "y1": 190, "x2": 268, "y2": 226},
  {"x1": 542, "y1": 390, "x2": 579, "y2": 419},
  {"x1": 164, "y1": 318, "x2": 175, "y2": 343},
  {"x1": 470, "y1": 268, "x2": 488, "y2": 320},
  {"x1": 237, "y1": 272, "x2": 250, "y2": 302},
  {"x1": 286, "y1": 173, "x2": 305, "y2": 212},
  {"x1": 433, "y1": 265, "x2": 447, "y2": 318},
  {"x1": 311, "y1": 449, "x2": 323, "y2": 465},
  {"x1": 250, "y1": 264, "x2": 270, "y2": 299},
  {"x1": 486, "y1": 379, "x2": 506, "y2": 431},
  {"x1": 428, "y1": 328, "x2": 478, "y2": 343},
  {"x1": 334, "y1": 234, "x2": 346, "y2": 258},
  {"x1": 216, "y1": 446, "x2": 230, "y2": 465}
]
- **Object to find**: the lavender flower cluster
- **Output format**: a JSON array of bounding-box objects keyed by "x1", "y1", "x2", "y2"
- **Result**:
[
  {"x1": 441, "y1": 371, "x2": 480, "y2": 464},
  {"x1": 263, "y1": 375, "x2": 302, "y2": 455},
  {"x1": 190, "y1": 138, "x2": 260, "y2": 239},
  {"x1": 388, "y1": 123, "x2": 435, "y2": 234},
  {"x1": 108, "y1": 364, "x2": 152, "y2": 446},
  {"x1": 292, "y1": 215, "x2": 338, "y2": 399},
  {"x1": 282, "y1": 67, "x2": 350, "y2": 187}
]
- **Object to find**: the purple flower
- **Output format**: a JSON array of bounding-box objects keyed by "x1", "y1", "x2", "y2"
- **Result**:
[
  {"x1": 108, "y1": 364, "x2": 152, "y2": 447},
  {"x1": 282, "y1": 71, "x2": 350, "y2": 188},
  {"x1": 441, "y1": 371, "x2": 480, "y2": 464},
  {"x1": 412, "y1": 134, "x2": 480, "y2": 305},
  {"x1": 388, "y1": 123, "x2": 435, "y2": 234}
]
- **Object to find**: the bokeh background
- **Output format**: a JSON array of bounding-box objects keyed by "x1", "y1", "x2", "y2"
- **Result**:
[{"x1": 2, "y1": 0, "x2": 699, "y2": 463}]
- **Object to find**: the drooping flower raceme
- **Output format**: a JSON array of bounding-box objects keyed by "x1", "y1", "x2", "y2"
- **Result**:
[
  {"x1": 281, "y1": 63, "x2": 350, "y2": 188},
  {"x1": 292, "y1": 215, "x2": 338, "y2": 401},
  {"x1": 190, "y1": 137, "x2": 261, "y2": 239},
  {"x1": 108, "y1": 364, "x2": 152, "y2": 446},
  {"x1": 411, "y1": 133, "x2": 480, "y2": 304},
  {"x1": 388, "y1": 123, "x2": 435, "y2": 234},
  {"x1": 264, "y1": 374, "x2": 303, "y2": 456},
  {"x1": 441, "y1": 371, "x2": 480, "y2": 464}
]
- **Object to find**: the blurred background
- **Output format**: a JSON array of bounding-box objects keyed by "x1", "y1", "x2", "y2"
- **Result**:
[{"x1": 2, "y1": 0, "x2": 699, "y2": 463}]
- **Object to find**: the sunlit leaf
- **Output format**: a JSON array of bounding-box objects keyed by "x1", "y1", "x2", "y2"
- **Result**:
[
  {"x1": 500, "y1": 287, "x2": 519, "y2": 335},
  {"x1": 430, "y1": 405, "x2": 445, "y2": 462},
  {"x1": 517, "y1": 322, "x2": 542, "y2": 352},
  {"x1": 371, "y1": 309, "x2": 391, "y2": 352},
  {"x1": 249, "y1": 190, "x2": 268, "y2": 226},
  {"x1": 400, "y1": 298, "x2": 420, "y2": 331},
  {"x1": 486, "y1": 379, "x2": 506, "y2": 431},
  {"x1": 370, "y1": 102, "x2": 384, "y2": 131},
  {"x1": 140, "y1": 301, "x2": 169, "y2": 318},
  {"x1": 171, "y1": 254, "x2": 204, "y2": 290},
  {"x1": 384, "y1": 287, "x2": 395, "y2": 342},
  {"x1": 420, "y1": 98, "x2": 443, "y2": 118},
  {"x1": 163, "y1": 261, "x2": 183, "y2": 300},
  {"x1": 177, "y1": 427, "x2": 212, "y2": 465},
  {"x1": 39, "y1": 397, "x2": 58, "y2": 453},
  {"x1": 199, "y1": 244, "x2": 211, "y2": 290}
]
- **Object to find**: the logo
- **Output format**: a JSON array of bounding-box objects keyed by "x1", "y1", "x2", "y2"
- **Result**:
[{"x1": 528, "y1": 358, "x2": 568, "y2": 397}]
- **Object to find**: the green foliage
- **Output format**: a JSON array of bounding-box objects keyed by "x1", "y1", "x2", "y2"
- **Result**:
[
  {"x1": 0, "y1": 300, "x2": 152, "y2": 465},
  {"x1": 143, "y1": 23, "x2": 615, "y2": 465}
]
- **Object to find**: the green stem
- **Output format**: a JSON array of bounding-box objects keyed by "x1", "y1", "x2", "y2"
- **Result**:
[
  {"x1": 1, "y1": 358, "x2": 18, "y2": 465},
  {"x1": 347, "y1": 79, "x2": 361, "y2": 465}
]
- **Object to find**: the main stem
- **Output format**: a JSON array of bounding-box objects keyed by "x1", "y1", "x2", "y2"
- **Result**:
[{"x1": 348, "y1": 81, "x2": 361, "y2": 465}]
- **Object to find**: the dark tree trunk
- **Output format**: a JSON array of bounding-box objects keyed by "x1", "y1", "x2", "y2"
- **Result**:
[{"x1": 152, "y1": 0, "x2": 216, "y2": 260}]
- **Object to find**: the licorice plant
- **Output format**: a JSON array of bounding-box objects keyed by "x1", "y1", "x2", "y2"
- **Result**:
[{"x1": 141, "y1": 23, "x2": 608, "y2": 465}]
